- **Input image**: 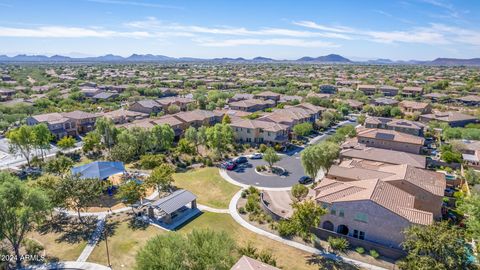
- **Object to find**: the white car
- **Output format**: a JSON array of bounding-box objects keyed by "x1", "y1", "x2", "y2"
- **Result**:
[{"x1": 249, "y1": 153, "x2": 263, "y2": 159}]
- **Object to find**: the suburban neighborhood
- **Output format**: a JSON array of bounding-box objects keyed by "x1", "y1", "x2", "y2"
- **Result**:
[{"x1": 1, "y1": 1, "x2": 480, "y2": 270}]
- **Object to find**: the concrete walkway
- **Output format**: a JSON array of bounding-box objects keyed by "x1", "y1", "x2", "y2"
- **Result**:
[
  {"x1": 228, "y1": 190, "x2": 388, "y2": 270},
  {"x1": 77, "y1": 215, "x2": 106, "y2": 262},
  {"x1": 197, "y1": 203, "x2": 230, "y2": 213},
  {"x1": 21, "y1": 261, "x2": 111, "y2": 270}
]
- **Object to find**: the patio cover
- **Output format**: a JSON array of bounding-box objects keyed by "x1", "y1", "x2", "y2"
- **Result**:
[
  {"x1": 71, "y1": 161, "x2": 125, "y2": 180},
  {"x1": 150, "y1": 189, "x2": 197, "y2": 215}
]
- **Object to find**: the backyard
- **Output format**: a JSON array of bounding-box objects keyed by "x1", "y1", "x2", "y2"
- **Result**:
[{"x1": 173, "y1": 167, "x2": 240, "y2": 209}]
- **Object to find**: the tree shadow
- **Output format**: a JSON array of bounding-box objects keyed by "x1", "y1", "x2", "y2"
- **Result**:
[
  {"x1": 306, "y1": 255, "x2": 360, "y2": 270},
  {"x1": 127, "y1": 217, "x2": 149, "y2": 231},
  {"x1": 36, "y1": 213, "x2": 109, "y2": 245}
]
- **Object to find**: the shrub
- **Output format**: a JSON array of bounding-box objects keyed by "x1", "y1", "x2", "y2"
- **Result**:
[
  {"x1": 355, "y1": 247, "x2": 365, "y2": 254},
  {"x1": 328, "y1": 237, "x2": 349, "y2": 252},
  {"x1": 247, "y1": 186, "x2": 260, "y2": 196},
  {"x1": 238, "y1": 207, "x2": 246, "y2": 214},
  {"x1": 139, "y1": 154, "x2": 166, "y2": 169},
  {"x1": 259, "y1": 144, "x2": 267, "y2": 153},
  {"x1": 369, "y1": 249, "x2": 380, "y2": 259},
  {"x1": 23, "y1": 238, "x2": 44, "y2": 255},
  {"x1": 277, "y1": 220, "x2": 296, "y2": 237},
  {"x1": 274, "y1": 144, "x2": 283, "y2": 152},
  {"x1": 245, "y1": 195, "x2": 260, "y2": 213},
  {"x1": 241, "y1": 190, "x2": 248, "y2": 198}
]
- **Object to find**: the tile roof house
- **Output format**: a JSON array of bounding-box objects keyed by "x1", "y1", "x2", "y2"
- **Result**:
[
  {"x1": 230, "y1": 93, "x2": 254, "y2": 102},
  {"x1": 357, "y1": 85, "x2": 377, "y2": 95},
  {"x1": 456, "y1": 95, "x2": 480, "y2": 106},
  {"x1": 103, "y1": 109, "x2": 148, "y2": 124},
  {"x1": 423, "y1": 92, "x2": 450, "y2": 102},
  {"x1": 257, "y1": 103, "x2": 324, "y2": 128},
  {"x1": 173, "y1": 109, "x2": 223, "y2": 128},
  {"x1": 230, "y1": 119, "x2": 289, "y2": 144},
  {"x1": 378, "y1": 85, "x2": 399, "y2": 96},
  {"x1": 315, "y1": 178, "x2": 433, "y2": 248},
  {"x1": 364, "y1": 116, "x2": 426, "y2": 136},
  {"x1": 129, "y1": 100, "x2": 162, "y2": 115},
  {"x1": 156, "y1": 96, "x2": 195, "y2": 112},
  {"x1": 399, "y1": 101, "x2": 431, "y2": 115},
  {"x1": 356, "y1": 128, "x2": 425, "y2": 154},
  {"x1": 339, "y1": 147, "x2": 426, "y2": 168},
  {"x1": 419, "y1": 111, "x2": 478, "y2": 127},
  {"x1": 372, "y1": 97, "x2": 399, "y2": 106},
  {"x1": 62, "y1": 110, "x2": 99, "y2": 134},
  {"x1": 254, "y1": 91, "x2": 281, "y2": 102},
  {"x1": 228, "y1": 99, "x2": 275, "y2": 112},
  {"x1": 26, "y1": 112, "x2": 77, "y2": 139},
  {"x1": 231, "y1": 256, "x2": 280, "y2": 270},
  {"x1": 326, "y1": 163, "x2": 445, "y2": 218},
  {"x1": 402, "y1": 86, "x2": 423, "y2": 96}
]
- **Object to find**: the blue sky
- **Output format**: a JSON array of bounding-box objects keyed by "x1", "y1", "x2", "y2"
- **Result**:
[{"x1": 0, "y1": 0, "x2": 479, "y2": 60}]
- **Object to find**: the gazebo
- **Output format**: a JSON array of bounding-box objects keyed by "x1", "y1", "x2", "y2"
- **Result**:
[
  {"x1": 71, "y1": 161, "x2": 125, "y2": 180},
  {"x1": 146, "y1": 189, "x2": 198, "y2": 228}
]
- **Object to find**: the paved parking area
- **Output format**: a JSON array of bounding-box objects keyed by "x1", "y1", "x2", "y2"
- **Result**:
[{"x1": 226, "y1": 151, "x2": 307, "y2": 188}]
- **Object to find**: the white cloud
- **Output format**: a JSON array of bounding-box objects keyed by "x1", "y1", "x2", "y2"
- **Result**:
[
  {"x1": 196, "y1": 38, "x2": 339, "y2": 48},
  {"x1": 0, "y1": 26, "x2": 151, "y2": 38},
  {"x1": 293, "y1": 21, "x2": 355, "y2": 33}
]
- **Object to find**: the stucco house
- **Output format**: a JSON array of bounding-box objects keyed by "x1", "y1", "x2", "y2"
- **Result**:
[{"x1": 356, "y1": 128, "x2": 425, "y2": 154}]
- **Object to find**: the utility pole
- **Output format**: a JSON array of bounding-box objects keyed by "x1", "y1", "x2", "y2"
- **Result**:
[{"x1": 104, "y1": 214, "x2": 111, "y2": 268}]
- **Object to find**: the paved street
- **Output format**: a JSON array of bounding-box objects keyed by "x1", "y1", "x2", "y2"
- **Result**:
[
  {"x1": 0, "y1": 137, "x2": 83, "y2": 169},
  {"x1": 226, "y1": 120, "x2": 357, "y2": 188}
]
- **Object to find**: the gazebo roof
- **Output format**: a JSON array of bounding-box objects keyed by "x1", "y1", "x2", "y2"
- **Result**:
[
  {"x1": 71, "y1": 161, "x2": 125, "y2": 180},
  {"x1": 150, "y1": 189, "x2": 197, "y2": 215}
]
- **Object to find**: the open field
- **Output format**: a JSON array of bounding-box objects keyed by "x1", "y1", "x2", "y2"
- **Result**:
[{"x1": 173, "y1": 167, "x2": 240, "y2": 209}]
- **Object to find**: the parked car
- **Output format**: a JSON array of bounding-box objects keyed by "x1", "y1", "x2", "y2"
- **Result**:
[
  {"x1": 444, "y1": 187, "x2": 455, "y2": 197},
  {"x1": 222, "y1": 161, "x2": 236, "y2": 171},
  {"x1": 233, "y1": 156, "x2": 248, "y2": 164},
  {"x1": 298, "y1": 176, "x2": 313, "y2": 184},
  {"x1": 249, "y1": 153, "x2": 263, "y2": 159}
]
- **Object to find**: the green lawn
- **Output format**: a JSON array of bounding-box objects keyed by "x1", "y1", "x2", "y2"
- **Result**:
[
  {"x1": 88, "y1": 218, "x2": 166, "y2": 269},
  {"x1": 173, "y1": 167, "x2": 240, "y2": 209},
  {"x1": 27, "y1": 230, "x2": 87, "y2": 262},
  {"x1": 180, "y1": 212, "x2": 346, "y2": 270}
]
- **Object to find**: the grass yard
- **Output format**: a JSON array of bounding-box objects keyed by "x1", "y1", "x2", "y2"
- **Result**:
[
  {"x1": 26, "y1": 231, "x2": 87, "y2": 262},
  {"x1": 88, "y1": 212, "x2": 358, "y2": 270},
  {"x1": 88, "y1": 216, "x2": 167, "y2": 269},
  {"x1": 173, "y1": 167, "x2": 240, "y2": 209},
  {"x1": 179, "y1": 212, "x2": 354, "y2": 270}
]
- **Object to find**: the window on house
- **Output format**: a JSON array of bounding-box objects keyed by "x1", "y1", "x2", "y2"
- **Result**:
[
  {"x1": 359, "y1": 231, "x2": 365, "y2": 240},
  {"x1": 354, "y1": 212, "x2": 368, "y2": 223},
  {"x1": 247, "y1": 129, "x2": 250, "y2": 133},
  {"x1": 330, "y1": 208, "x2": 336, "y2": 215},
  {"x1": 339, "y1": 209, "x2": 344, "y2": 217},
  {"x1": 353, "y1": 230, "x2": 359, "y2": 238}
]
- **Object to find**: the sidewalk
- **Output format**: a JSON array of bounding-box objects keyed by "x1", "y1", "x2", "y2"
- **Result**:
[
  {"x1": 21, "y1": 261, "x2": 111, "y2": 270},
  {"x1": 77, "y1": 215, "x2": 106, "y2": 262}
]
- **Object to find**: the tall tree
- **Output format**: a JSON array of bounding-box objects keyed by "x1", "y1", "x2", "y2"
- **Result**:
[
  {"x1": 0, "y1": 173, "x2": 50, "y2": 268},
  {"x1": 82, "y1": 131, "x2": 102, "y2": 154},
  {"x1": 399, "y1": 222, "x2": 475, "y2": 270},
  {"x1": 94, "y1": 117, "x2": 118, "y2": 150},
  {"x1": 33, "y1": 124, "x2": 53, "y2": 160},
  {"x1": 263, "y1": 147, "x2": 282, "y2": 171},
  {"x1": 146, "y1": 164, "x2": 175, "y2": 192},
  {"x1": 115, "y1": 180, "x2": 146, "y2": 213},
  {"x1": 184, "y1": 126, "x2": 199, "y2": 152},
  {"x1": 151, "y1": 124, "x2": 175, "y2": 152},
  {"x1": 58, "y1": 175, "x2": 102, "y2": 221},
  {"x1": 57, "y1": 136, "x2": 76, "y2": 151},
  {"x1": 289, "y1": 200, "x2": 326, "y2": 239},
  {"x1": 135, "y1": 229, "x2": 237, "y2": 270},
  {"x1": 206, "y1": 123, "x2": 234, "y2": 157},
  {"x1": 458, "y1": 194, "x2": 480, "y2": 243},
  {"x1": 44, "y1": 155, "x2": 74, "y2": 175},
  {"x1": 7, "y1": 125, "x2": 36, "y2": 167},
  {"x1": 301, "y1": 142, "x2": 339, "y2": 179}
]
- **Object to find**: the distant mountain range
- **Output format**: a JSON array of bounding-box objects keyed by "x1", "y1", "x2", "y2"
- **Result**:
[{"x1": 0, "y1": 53, "x2": 479, "y2": 66}]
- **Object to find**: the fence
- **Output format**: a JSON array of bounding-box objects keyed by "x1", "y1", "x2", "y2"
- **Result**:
[{"x1": 260, "y1": 192, "x2": 285, "y2": 221}]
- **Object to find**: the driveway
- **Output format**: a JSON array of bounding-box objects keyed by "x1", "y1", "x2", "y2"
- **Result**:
[{"x1": 225, "y1": 120, "x2": 357, "y2": 188}]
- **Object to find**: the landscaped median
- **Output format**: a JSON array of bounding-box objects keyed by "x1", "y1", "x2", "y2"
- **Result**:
[{"x1": 172, "y1": 167, "x2": 241, "y2": 209}]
